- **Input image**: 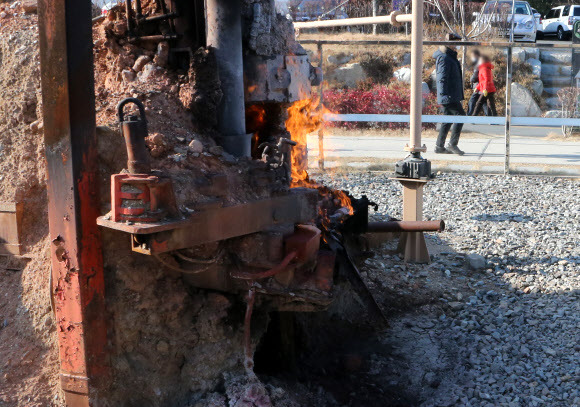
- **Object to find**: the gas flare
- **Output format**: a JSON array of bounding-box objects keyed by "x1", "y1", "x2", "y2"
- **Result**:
[
  {"x1": 286, "y1": 98, "x2": 322, "y2": 187},
  {"x1": 285, "y1": 98, "x2": 354, "y2": 217}
]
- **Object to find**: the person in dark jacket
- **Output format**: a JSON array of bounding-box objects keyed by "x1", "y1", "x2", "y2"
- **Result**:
[
  {"x1": 433, "y1": 45, "x2": 465, "y2": 156},
  {"x1": 467, "y1": 49, "x2": 490, "y2": 116}
]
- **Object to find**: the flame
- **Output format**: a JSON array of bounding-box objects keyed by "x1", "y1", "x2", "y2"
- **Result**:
[
  {"x1": 286, "y1": 98, "x2": 323, "y2": 187},
  {"x1": 285, "y1": 98, "x2": 354, "y2": 217},
  {"x1": 335, "y1": 190, "x2": 354, "y2": 216}
]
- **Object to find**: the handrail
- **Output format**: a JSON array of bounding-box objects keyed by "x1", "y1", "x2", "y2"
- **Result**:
[{"x1": 298, "y1": 39, "x2": 580, "y2": 48}]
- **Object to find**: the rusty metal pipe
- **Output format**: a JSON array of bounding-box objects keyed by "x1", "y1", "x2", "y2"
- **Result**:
[
  {"x1": 118, "y1": 98, "x2": 151, "y2": 174},
  {"x1": 367, "y1": 220, "x2": 445, "y2": 233},
  {"x1": 138, "y1": 12, "x2": 178, "y2": 24},
  {"x1": 128, "y1": 34, "x2": 180, "y2": 42},
  {"x1": 134, "y1": 0, "x2": 143, "y2": 19},
  {"x1": 231, "y1": 251, "x2": 297, "y2": 280},
  {"x1": 125, "y1": 0, "x2": 135, "y2": 35}
]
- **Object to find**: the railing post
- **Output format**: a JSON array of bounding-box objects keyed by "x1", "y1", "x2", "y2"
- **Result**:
[
  {"x1": 318, "y1": 42, "x2": 325, "y2": 170},
  {"x1": 372, "y1": 0, "x2": 377, "y2": 35},
  {"x1": 505, "y1": 45, "x2": 512, "y2": 175}
]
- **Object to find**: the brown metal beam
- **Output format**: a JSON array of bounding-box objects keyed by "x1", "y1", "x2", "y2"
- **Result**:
[
  {"x1": 97, "y1": 189, "x2": 319, "y2": 255},
  {"x1": 367, "y1": 220, "x2": 445, "y2": 233},
  {"x1": 38, "y1": 0, "x2": 108, "y2": 405}
]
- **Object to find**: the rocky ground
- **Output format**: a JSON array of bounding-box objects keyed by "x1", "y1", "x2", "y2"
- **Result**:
[{"x1": 312, "y1": 172, "x2": 579, "y2": 407}]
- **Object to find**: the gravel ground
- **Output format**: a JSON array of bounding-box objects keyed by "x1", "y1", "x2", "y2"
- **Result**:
[{"x1": 315, "y1": 172, "x2": 579, "y2": 407}]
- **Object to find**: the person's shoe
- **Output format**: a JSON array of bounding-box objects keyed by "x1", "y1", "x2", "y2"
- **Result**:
[
  {"x1": 434, "y1": 146, "x2": 452, "y2": 154},
  {"x1": 446, "y1": 144, "x2": 465, "y2": 156}
]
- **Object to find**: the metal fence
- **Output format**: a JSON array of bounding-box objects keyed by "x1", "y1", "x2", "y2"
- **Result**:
[{"x1": 299, "y1": 39, "x2": 580, "y2": 175}]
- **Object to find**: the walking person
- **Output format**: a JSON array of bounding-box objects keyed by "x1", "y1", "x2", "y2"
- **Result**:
[
  {"x1": 433, "y1": 45, "x2": 465, "y2": 156},
  {"x1": 472, "y1": 55, "x2": 497, "y2": 117},
  {"x1": 467, "y1": 49, "x2": 490, "y2": 116}
]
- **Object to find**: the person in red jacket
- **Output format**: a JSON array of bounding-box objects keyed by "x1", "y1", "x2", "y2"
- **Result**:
[{"x1": 472, "y1": 55, "x2": 497, "y2": 117}]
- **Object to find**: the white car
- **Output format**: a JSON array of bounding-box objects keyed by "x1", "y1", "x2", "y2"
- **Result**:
[
  {"x1": 474, "y1": 0, "x2": 537, "y2": 42},
  {"x1": 531, "y1": 8, "x2": 542, "y2": 31},
  {"x1": 542, "y1": 5, "x2": 580, "y2": 41}
]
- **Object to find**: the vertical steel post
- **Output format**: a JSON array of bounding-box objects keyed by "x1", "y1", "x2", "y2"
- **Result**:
[
  {"x1": 505, "y1": 45, "x2": 513, "y2": 175},
  {"x1": 206, "y1": 0, "x2": 251, "y2": 158},
  {"x1": 318, "y1": 42, "x2": 325, "y2": 170},
  {"x1": 399, "y1": 0, "x2": 430, "y2": 263},
  {"x1": 505, "y1": 0, "x2": 515, "y2": 175},
  {"x1": 408, "y1": 0, "x2": 425, "y2": 153},
  {"x1": 372, "y1": 0, "x2": 377, "y2": 35},
  {"x1": 38, "y1": 0, "x2": 108, "y2": 405}
]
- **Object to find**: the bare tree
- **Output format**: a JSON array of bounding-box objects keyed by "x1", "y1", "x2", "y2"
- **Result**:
[{"x1": 425, "y1": 0, "x2": 498, "y2": 41}]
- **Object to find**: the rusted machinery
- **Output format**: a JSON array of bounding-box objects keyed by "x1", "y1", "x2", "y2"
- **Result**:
[
  {"x1": 99, "y1": 97, "x2": 332, "y2": 305},
  {"x1": 36, "y1": 0, "x2": 441, "y2": 405}
]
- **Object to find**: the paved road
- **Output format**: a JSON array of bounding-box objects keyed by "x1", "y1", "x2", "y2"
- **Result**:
[
  {"x1": 463, "y1": 124, "x2": 558, "y2": 138},
  {"x1": 307, "y1": 130, "x2": 580, "y2": 175}
]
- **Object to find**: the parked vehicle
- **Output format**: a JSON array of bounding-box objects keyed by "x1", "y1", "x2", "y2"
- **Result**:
[
  {"x1": 542, "y1": 5, "x2": 580, "y2": 41},
  {"x1": 532, "y1": 8, "x2": 542, "y2": 30},
  {"x1": 474, "y1": 0, "x2": 537, "y2": 42}
]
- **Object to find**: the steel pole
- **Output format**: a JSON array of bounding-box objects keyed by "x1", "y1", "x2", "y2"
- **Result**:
[
  {"x1": 38, "y1": 0, "x2": 108, "y2": 404},
  {"x1": 318, "y1": 42, "x2": 325, "y2": 170},
  {"x1": 206, "y1": 0, "x2": 251, "y2": 158},
  {"x1": 505, "y1": 46, "x2": 512, "y2": 175},
  {"x1": 372, "y1": 0, "x2": 377, "y2": 35},
  {"x1": 408, "y1": 0, "x2": 425, "y2": 153}
]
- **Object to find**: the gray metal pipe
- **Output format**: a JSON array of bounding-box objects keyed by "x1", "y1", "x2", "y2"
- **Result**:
[{"x1": 206, "y1": 0, "x2": 251, "y2": 158}]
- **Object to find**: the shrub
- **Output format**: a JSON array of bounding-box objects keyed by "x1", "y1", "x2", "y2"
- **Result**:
[
  {"x1": 324, "y1": 83, "x2": 438, "y2": 130},
  {"x1": 359, "y1": 53, "x2": 395, "y2": 85}
]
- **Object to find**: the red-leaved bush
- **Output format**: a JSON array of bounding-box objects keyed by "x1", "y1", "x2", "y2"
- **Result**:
[{"x1": 324, "y1": 83, "x2": 438, "y2": 129}]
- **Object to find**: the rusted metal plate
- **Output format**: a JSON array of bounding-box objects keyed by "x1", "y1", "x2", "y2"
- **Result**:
[
  {"x1": 130, "y1": 189, "x2": 318, "y2": 255},
  {"x1": 0, "y1": 202, "x2": 23, "y2": 256},
  {"x1": 98, "y1": 188, "x2": 318, "y2": 241},
  {"x1": 38, "y1": 0, "x2": 108, "y2": 404}
]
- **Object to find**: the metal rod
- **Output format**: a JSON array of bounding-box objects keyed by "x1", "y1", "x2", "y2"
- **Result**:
[
  {"x1": 322, "y1": 113, "x2": 580, "y2": 126},
  {"x1": 38, "y1": 0, "x2": 108, "y2": 403},
  {"x1": 138, "y1": 12, "x2": 178, "y2": 24},
  {"x1": 128, "y1": 34, "x2": 180, "y2": 42},
  {"x1": 367, "y1": 220, "x2": 445, "y2": 233},
  {"x1": 298, "y1": 39, "x2": 580, "y2": 49},
  {"x1": 125, "y1": 0, "x2": 134, "y2": 35},
  {"x1": 243, "y1": 287, "x2": 256, "y2": 375},
  {"x1": 408, "y1": 0, "x2": 424, "y2": 153},
  {"x1": 505, "y1": 46, "x2": 513, "y2": 175},
  {"x1": 294, "y1": 13, "x2": 412, "y2": 29},
  {"x1": 134, "y1": 0, "x2": 143, "y2": 19},
  {"x1": 206, "y1": 0, "x2": 251, "y2": 158},
  {"x1": 372, "y1": 0, "x2": 377, "y2": 35},
  {"x1": 318, "y1": 42, "x2": 325, "y2": 170}
]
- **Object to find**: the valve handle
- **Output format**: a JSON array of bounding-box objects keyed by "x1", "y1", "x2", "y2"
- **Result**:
[{"x1": 117, "y1": 97, "x2": 147, "y2": 123}]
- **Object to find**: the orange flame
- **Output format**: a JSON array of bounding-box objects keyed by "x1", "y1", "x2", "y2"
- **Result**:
[
  {"x1": 286, "y1": 98, "x2": 322, "y2": 187},
  {"x1": 285, "y1": 98, "x2": 353, "y2": 216}
]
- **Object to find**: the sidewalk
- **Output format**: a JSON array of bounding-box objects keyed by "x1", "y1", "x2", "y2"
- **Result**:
[{"x1": 307, "y1": 130, "x2": 580, "y2": 175}]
